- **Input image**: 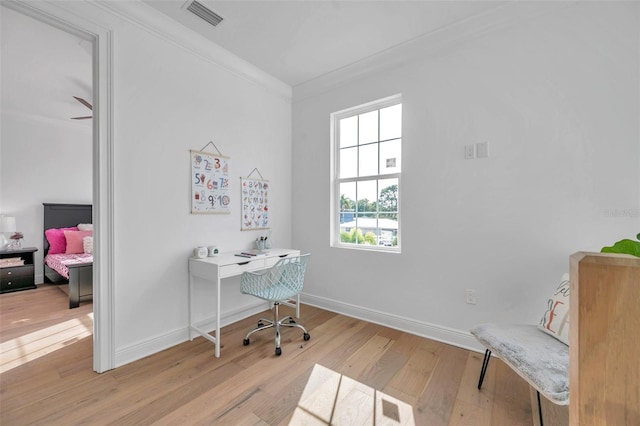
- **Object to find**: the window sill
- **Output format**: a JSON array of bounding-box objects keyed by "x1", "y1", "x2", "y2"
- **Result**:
[{"x1": 331, "y1": 243, "x2": 401, "y2": 254}]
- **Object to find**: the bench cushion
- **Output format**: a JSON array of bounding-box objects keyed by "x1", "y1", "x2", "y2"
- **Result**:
[{"x1": 471, "y1": 323, "x2": 569, "y2": 405}]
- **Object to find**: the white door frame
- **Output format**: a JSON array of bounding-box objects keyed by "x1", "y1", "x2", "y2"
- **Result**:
[{"x1": 3, "y1": 0, "x2": 115, "y2": 373}]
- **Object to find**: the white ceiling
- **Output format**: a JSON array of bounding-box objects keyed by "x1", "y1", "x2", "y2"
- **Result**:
[
  {"x1": 1, "y1": 0, "x2": 507, "y2": 124},
  {"x1": 144, "y1": 0, "x2": 505, "y2": 87}
]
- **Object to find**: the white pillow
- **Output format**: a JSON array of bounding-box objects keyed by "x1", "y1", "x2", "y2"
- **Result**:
[
  {"x1": 78, "y1": 223, "x2": 93, "y2": 231},
  {"x1": 538, "y1": 273, "x2": 570, "y2": 345},
  {"x1": 83, "y1": 236, "x2": 93, "y2": 254}
]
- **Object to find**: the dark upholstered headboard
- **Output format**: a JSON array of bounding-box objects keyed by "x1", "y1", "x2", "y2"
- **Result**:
[{"x1": 43, "y1": 203, "x2": 92, "y2": 255}]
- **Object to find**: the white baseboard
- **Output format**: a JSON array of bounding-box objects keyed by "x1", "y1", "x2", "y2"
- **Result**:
[
  {"x1": 301, "y1": 293, "x2": 485, "y2": 354},
  {"x1": 114, "y1": 301, "x2": 269, "y2": 367},
  {"x1": 115, "y1": 294, "x2": 485, "y2": 367}
]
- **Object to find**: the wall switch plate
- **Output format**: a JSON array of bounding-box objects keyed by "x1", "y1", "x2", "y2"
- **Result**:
[
  {"x1": 466, "y1": 289, "x2": 477, "y2": 304},
  {"x1": 465, "y1": 144, "x2": 475, "y2": 159},
  {"x1": 476, "y1": 141, "x2": 489, "y2": 158}
]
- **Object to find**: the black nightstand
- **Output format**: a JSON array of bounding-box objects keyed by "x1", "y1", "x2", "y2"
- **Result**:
[{"x1": 1, "y1": 247, "x2": 38, "y2": 294}]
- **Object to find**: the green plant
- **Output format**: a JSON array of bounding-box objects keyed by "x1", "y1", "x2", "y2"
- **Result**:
[
  {"x1": 340, "y1": 228, "x2": 365, "y2": 244},
  {"x1": 601, "y1": 233, "x2": 640, "y2": 257},
  {"x1": 364, "y1": 232, "x2": 377, "y2": 245}
]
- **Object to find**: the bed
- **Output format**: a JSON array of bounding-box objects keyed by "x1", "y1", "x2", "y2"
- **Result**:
[{"x1": 43, "y1": 203, "x2": 93, "y2": 309}]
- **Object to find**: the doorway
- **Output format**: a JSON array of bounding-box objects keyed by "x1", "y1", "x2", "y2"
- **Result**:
[{"x1": 0, "y1": 1, "x2": 114, "y2": 373}]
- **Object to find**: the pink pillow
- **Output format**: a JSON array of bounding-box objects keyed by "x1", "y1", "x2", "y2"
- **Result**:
[
  {"x1": 63, "y1": 230, "x2": 93, "y2": 254},
  {"x1": 45, "y1": 227, "x2": 78, "y2": 254}
]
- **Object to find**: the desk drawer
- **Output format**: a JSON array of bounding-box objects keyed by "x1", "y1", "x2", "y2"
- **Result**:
[
  {"x1": 219, "y1": 259, "x2": 265, "y2": 278},
  {"x1": 264, "y1": 253, "x2": 294, "y2": 268}
]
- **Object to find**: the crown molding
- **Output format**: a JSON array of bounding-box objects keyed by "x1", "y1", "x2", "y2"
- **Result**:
[
  {"x1": 88, "y1": 0, "x2": 292, "y2": 101},
  {"x1": 293, "y1": 0, "x2": 579, "y2": 103}
]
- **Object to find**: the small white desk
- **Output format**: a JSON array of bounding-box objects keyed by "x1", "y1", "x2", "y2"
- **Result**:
[{"x1": 188, "y1": 248, "x2": 300, "y2": 357}]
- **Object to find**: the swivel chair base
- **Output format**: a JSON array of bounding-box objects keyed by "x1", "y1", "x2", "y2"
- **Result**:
[{"x1": 243, "y1": 302, "x2": 310, "y2": 356}]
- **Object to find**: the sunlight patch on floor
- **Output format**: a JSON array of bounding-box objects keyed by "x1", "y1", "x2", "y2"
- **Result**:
[
  {"x1": 290, "y1": 363, "x2": 415, "y2": 425},
  {"x1": 0, "y1": 313, "x2": 93, "y2": 374}
]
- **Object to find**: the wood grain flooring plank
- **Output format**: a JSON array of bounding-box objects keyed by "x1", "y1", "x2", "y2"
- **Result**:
[
  {"x1": 413, "y1": 343, "x2": 470, "y2": 426},
  {"x1": 448, "y1": 351, "x2": 493, "y2": 426}
]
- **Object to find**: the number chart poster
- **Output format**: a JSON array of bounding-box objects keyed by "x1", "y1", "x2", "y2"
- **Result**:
[
  {"x1": 190, "y1": 150, "x2": 230, "y2": 214},
  {"x1": 241, "y1": 178, "x2": 270, "y2": 230}
]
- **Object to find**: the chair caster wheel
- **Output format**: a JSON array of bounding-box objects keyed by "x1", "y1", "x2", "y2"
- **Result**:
[
  {"x1": 289, "y1": 318, "x2": 296, "y2": 324},
  {"x1": 303, "y1": 333, "x2": 310, "y2": 341},
  {"x1": 257, "y1": 321, "x2": 264, "y2": 327},
  {"x1": 275, "y1": 347, "x2": 282, "y2": 356},
  {"x1": 243, "y1": 338, "x2": 250, "y2": 346}
]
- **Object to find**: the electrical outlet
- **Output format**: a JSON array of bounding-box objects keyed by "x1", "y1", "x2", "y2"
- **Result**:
[
  {"x1": 465, "y1": 144, "x2": 475, "y2": 159},
  {"x1": 466, "y1": 289, "x2": 477, "y2": 305}
]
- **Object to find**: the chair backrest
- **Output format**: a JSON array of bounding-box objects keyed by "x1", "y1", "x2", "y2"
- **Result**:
[
  {"x1": 269, "y1": 253, "x2": 310, "y2": 293},
  {"x1": 241, "y1": 254, "x2": 310, "y2": 301}
]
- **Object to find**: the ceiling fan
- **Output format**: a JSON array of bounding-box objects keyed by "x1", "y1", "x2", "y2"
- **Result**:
[{"x1": 71, "y1": 96, "x2": 92, "y2": 120}]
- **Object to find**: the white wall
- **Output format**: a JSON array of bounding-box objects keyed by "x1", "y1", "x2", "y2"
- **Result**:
[
  {"x1": 111, "y1": 16, "x2": 293, "y2": 362},
  {"x1": 2, "y1": 1, "x2": 293, "y2": 366},
  {"x1": 292, "y1": 2, "x2": 640, "y2": 350}
]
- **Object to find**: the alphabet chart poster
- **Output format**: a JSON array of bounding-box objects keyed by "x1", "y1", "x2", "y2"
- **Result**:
[
  {"x1": 190, "y1": 150, "x2": 231, "y2": 214},
  {"x1": 241, "y1": 178, "x2": 269, "y2": 230}
]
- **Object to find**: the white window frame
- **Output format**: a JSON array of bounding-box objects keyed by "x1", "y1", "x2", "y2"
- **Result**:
[{"x1": 330, "y1": 94, "x2": 402, "y2": 252}]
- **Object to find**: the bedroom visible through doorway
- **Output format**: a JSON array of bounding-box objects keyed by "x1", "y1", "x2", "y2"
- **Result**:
[{"x1": 0, "y1": 4, "x2": 98, "y2": 372}]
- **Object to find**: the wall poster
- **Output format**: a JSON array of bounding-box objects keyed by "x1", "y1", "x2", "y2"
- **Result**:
[
  {"x1": 190, "y1": 149, "x2": 230, "y2": 214},
  {"x1": 241, "y1": 177, "x2": 269, "y2": 230}
]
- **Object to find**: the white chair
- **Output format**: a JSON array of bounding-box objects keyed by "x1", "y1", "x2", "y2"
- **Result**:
[{"x1": 240, "y1": 254, "x2": 310, "y2": 356}]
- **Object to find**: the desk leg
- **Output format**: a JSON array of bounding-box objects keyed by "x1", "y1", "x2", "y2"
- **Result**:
[
  {"x1": 215, "y1": 276, "x2": 221, "y2": 358},
  {"x1": 188, "y1": 272, "x2": 194, "y2": 341},
  {"x1": 296, "y1": 294, "x2": 300, "y2": 318}
]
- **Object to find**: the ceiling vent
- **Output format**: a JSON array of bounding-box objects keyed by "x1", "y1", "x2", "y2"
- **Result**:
[{"x1": 186, "y1": 0, "x2": 224, "y2": 27}]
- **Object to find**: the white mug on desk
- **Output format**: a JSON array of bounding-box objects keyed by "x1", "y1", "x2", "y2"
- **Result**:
[{"x1": 193, "y1": 247, "x2": 207, "y2": 259}]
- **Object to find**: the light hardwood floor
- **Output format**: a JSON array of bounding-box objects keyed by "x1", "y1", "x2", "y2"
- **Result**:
[{"x1": 1, "y1": 284, "x2": 532, "y2": 425}]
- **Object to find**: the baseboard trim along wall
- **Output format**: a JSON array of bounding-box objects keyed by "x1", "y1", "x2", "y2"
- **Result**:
[
  {"x1": 115, "y1": 294, "x2": 483, "y2": 367},
  {"x1": 114, "y1": 300, "x2": 269, "y2": 367},
  {"x1": 301, "y1": 293, "x2": 485, "y2": 354}
]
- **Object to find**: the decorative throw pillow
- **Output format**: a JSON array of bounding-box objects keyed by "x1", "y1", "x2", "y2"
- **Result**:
[
  {"x1": 64, "y1": 230, "x2": 93, "y2": 254},
  {"x1": 77, "y1": 223, "x2": 93, "y2": 231},
  {"x1": 83, "y1": 236, "x2": 93, "y2": 254},
  {"x1": 45, "y1": 227, "x2": 78, "y2": 254},
  {"x1": 539, "y1": 273, "x2": 570, "y2": 345}
]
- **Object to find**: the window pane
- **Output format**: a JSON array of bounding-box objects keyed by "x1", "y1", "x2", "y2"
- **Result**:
[
  {"x1": 379, "y1": 139, "x2": 401, "y2": 175},
  {"x1": 358, "y1": 143, "x2": 378, "y2": 177},
  {"x1": 378, "y1": 178, "x2": 398, "y2": 216},
  {"x1": 339, "y1": 182, "x2": 356, "y2": 225},
  {"x1": 380, "y1": 104, "x2": 402, "y2": 141},
  {"x1": 354, "y1": 214, "x2": 377, "y2": 245},
  {"x1": 358, "y1": 110, "x2": 378, "y2": 145},
  {"x1": 378, "y1": 213, "x2": 399, "y2": 246},
  {"x1": 357, "y1": 180, "x2": 377, "y2": 215},
  {"x1": 339, "y1": 147, "x2": 357, "y2": 178},
  {"x1": 339, "y1": 116, "x2": 358, "y2": 148}
]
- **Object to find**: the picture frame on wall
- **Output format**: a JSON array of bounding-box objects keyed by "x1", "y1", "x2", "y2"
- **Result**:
[
  {"x1": 241, "y1": 177, "x2": 269, "y2": 230},
  {"x1": 190, "y1": 149, "x2": 231, "y2": 214}
]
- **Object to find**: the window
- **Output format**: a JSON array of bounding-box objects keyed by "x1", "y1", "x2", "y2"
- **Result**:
[{"x1": 332, "y1": 95, "x2": 401, "y2": 251}]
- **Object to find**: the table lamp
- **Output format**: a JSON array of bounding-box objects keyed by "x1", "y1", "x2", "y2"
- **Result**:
[{"x1": 1, "y1": 216, "x2": 17, "y2": 250}]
